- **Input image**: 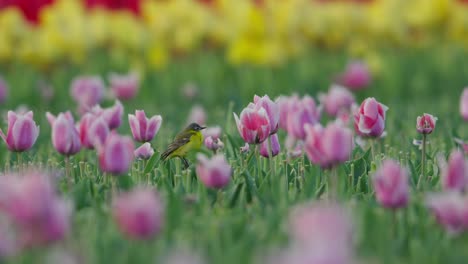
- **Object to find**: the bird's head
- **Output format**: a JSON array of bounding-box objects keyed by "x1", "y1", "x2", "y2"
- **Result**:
[{"x1": 187, "y1": 123, "x2": 206, "y2": 132}]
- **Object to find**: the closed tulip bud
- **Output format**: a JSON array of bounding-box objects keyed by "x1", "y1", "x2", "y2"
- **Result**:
[
  {"x1": 102, "y1": 100, "x2": 124, "y2": 130},
  {"x1": 460, "y1": 88, "x2": 468, "y2": 121},
  {"x1": 260, "y1": 134, "x2": 280, "y2": 158},
  {"x1": 0, "y1": 77, "x2": 8, "y2": 104},
  {"x1": 234, "y1": 103, "x2": 271, "y2": 144},
  {"x1": 46, "y1": 111, "x2": 81, "y2": 156},
  {"x1": 373, "y1": 160, "x2": 409, "y2": 209},
  {"x1": 0, "y1": 111, "x2": 39, "y2": 152},
  {"x1": 109, "y1": 72, "x2": 140, "y2": 100},
  {"x1": 134, "y1": 143, "x2": 154, "y2": 160},
  {"x1": 426, "y1": 192, "x2": 468, "y2": 235},
  {"x1": 304, "y1": 123, "x2": 353, "y2": 169},
  {"x1": 112, "y1": 187, "x2": 164, "y2": 240},
  {"x1": 319, "y1": 85, "x2": 355, "y2": 117},
  {"x1": 286, "y1": 96, "x2": 321, "y2": 140},
  {"x1": 196, "y1": 154, "x2": 231, "y2": 189},
  {"x1": 354, "y1": 97, "x2": 388, "y2": 138},
  {"x1": 337, "y1": 61, "x2": 371, "y2": 90},
  {"x1": 78, "y1": 114, "x2": 109, "y2": 149},
  {"x1": 440, "y1": 150, "x2": 468, "y2": 192},
  {"x1": 70, "y1": 76, "x2": 104, "y2": 111},
  {"x1": 187, "y1": 105, "x2": 206, "y2": 126},
  {"x1": 416, "y1": 113, "x2": 437, "y2": 134},
  {"x1": 98, "y1": 133, "x2": 134, "y2": 175},
  {"x1": 204, "y1": 136, "x2": 223, "y2": 152},
  {"x1": 254, "y1": 95, "x2": 280, "y2": 134},
  {"x1": 240, "y1": 143, "x2": 250, "y2": 153},
  {"x1": 128, "y1": 110, "x2": 162, "y2": 143}
]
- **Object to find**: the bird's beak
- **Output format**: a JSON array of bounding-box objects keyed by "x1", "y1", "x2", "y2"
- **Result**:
[{"x1": 200, "y1": 126, "x2": 207, "y2": 130}]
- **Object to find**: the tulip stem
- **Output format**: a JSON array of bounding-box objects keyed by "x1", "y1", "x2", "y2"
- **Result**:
[
  {"x1": 392, "y1": 210, "x2": 398, "y2": 239},
  {"x1": 370, "y1": 139, "x2": 376, "y2": 161},
  {"x1": 267, "y1": 137, "x2": 275, "y2": 176},
  {"x1": 417, "y1": 134, "x2": 427, "y2": 190},
  {"x1": 329, "y1": 167, "x2": 338, "y2": 200},
  {"x1": 17, "y1": 152, "x2": 22, "y2": 172}
]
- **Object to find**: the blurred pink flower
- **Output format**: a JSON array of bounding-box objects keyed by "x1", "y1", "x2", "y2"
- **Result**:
[
  {"x1": 240, "y1": 143, "x2": 250, "y2": 153},
  {"x1": 0, "y1": 172, "x2": 71, "y2": 247},
  {"x1": 276, "y1": 94, "x2": 298, "y2": 131},
  {"x1": 373, "y1": 160, "x2": 409, "y2": 209},
  {"x1": 181, "y1": 82, "x2": 199, "y2": 101},
  {"x1": 202, "y1": 126, "x2": 221, "y2": 140},
  {"x1": 440, "y1": 150, "x2": 467, "y2": 192},
  {"x1": 260, "y1": 134, "x2": 280, "y2": 158},
  {"x1": 204, "y1": 136, "x2": 224, "y2": 152},
  {"x1": 70, "y1": 76, "x2": 105, "y2": 113},
  {"x1": 46, "y1": 112, "x2": 81, "y2": 156},
  {"x1": 196, "y1": 154, "x2": 231, "y2": 189},
  {"x1": 416, "y1": 113, "x2": 437, "y2": 134},
  {"x1": 354, "y1": 97, "x2": 388, "y2": 138},
  {"x1": 101, "y1": 101, "x2": 124, "y2": 130},
  {"x1": 286, "y1": 96, "x2": 321, "y2": 140},
  {"x1": 112, "y1": 187, "x2": 164, "y2": 240},
  {"x1": 0, "y1": 77, "x2": 9, "y2": 104},
  {"x1": 319, "y1": 85, "x2": 355, "y2": 117},
  {"x1": 337, "y1": 61, "x2": 371, "y2": 90},
  {"x1": 129, "y1": 110, "x2": 162, "y2": 143},
  {"x1": 134, "y1": 142, "x2": 154, "y2": 160},
  {"x1": 98, "y1": 133, "x2": 134, "y2": 175},
  {"x1": 109, "y1": 72, "x2": 140, "y2": 100},
  {"x1": 254, "y1": 95, "x2": 280, "y2": 134},
  {"x1": 78, "y1": 113, "x2": 109, "y2": 149},
  {"x1": 234, "y1": 103, "x2": 271, "y2": 144},
  {"x1": 454, "y1": 138, "x2": 468, "y2": 155},
  {"x1": 460, "y1": 88, "x2": 468, "y2": 121},
  {"x1": 304, "y1": 123, "x2": 353, "y2": 169},
  {"x1": 0, "y1": 111, "x2": 39, "y2": 152},
  {"x1": 426, "y1": 192, "x2": 468, "y2": 235},
  {"x1": 187, "y1": 105, "x2": 206, "y2": 126}
]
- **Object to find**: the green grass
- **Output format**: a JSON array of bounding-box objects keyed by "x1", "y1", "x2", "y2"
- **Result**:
[{"x1": 1, "y1": 46, "x2": 468, "y2": 263}]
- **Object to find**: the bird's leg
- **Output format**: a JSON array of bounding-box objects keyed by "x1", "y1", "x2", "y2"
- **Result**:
[{"x1": 181, "y1": 157, "x2": 190, "y2": 170}]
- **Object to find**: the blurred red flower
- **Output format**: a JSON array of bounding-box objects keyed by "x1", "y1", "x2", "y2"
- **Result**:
[
  {"x1": 0, "y1": 0, "x2": 54, "y2": 24},
  {"x1": 84, "y1": 0, "x2": 141, "y2": 15}
]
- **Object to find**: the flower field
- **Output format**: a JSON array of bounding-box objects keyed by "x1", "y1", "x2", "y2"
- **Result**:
[{"x1": 1, "y1": 0, "x2": 468, "y2": 263}]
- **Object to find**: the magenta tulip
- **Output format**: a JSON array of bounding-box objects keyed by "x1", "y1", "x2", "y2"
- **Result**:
[
  {"x1": 109, "y1": 72, "x2": 140, "y2": 100},
  {"x1": 196, "y1": 154, "x2": 232, "y2": 189},
  {"x1": 0, "y1": 111, "x2": 39, "y2": 152},
  {"x1": 440, "y1": 150, "x2": 467, "y2": 192},
  {"x1": 337, "y1": 61, "x2": 371, "y2": 90},
  {"x1": 134, "y1": 143, "x2": 155, "y2": 160},
  {"x1": 234, "y1": 103, "x2": 271, "y2": 144},
  {"x1": 354, "y1": 97, "x2": 388, "y2": 138},
  {"x1": 204, "y1": 136, "x2": 224, "y2": 152},
  {"x1": 460, "y1": 88, "x2": 468, "y2": 121},
  {"x1": 276, "y1": 94, "x2": 298, "y2": 131},
  {"x1": 98, "y1": 133, "x2": 134, "y2": 175},
  {"x1": 187, "y1": 105, "x2": 206, "y2": 126},
  {"x1": 46, "y1": 111, "x2": 81, "y2": 156},
  {"x1": 112, "y1": 187, "x2": 164, "y2": 240},
  {"x1": 0, "y1": 171, "x2": 71, "y2": 246},
  {"x1": 128, "y1": 110, "x2": 162, "y2": 143},
  {"x1": 70, "y1": 76, "x2": 105, "y2": 113},
  {"x1": 102, "y1": 100, "x2": 124, "y2": 130},
  {"x1": 78, "y1": 113, "x2": 109, "y2": 149},
  {"x1": 416, "y1": 113, "x2": 437, "y2": 134},
  {"x1": 426, "y1": 192, "x2": 468, "y2": 235},
  {"x1": 0, "y1": 77, "x2": 8, "y2": 104},
  {"x1": 373, "y1": 160, "x2": 409, "y2": 209},
  {"x1": 304, "y1": 123, "x2": 353, "y2": 169},
  {"x1": 260, "y1": 134, "x2": 280, "y2": 158},
  {"x1": 319, "y1": 85, "x2": 355, "y2": 117},
  {"x1": 286, "y1": 96, "x2": 321, "y2": 140},
  {"x1": 254, "y1": 95, "x2": 280, "y2": 134}
]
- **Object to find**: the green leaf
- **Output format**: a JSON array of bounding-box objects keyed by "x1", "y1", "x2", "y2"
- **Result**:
[{"x1": 144, "y1": 152, "x2": 160, "y2": 175}]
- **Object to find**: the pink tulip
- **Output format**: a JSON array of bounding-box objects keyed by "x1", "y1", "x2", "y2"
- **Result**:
[
  {"x1": 337, "y1": 61, "x2": 371, "y2": 90},
  {"x1": 0, "y1": 77, "x2": 8, "y2": 104},
  {"x1": 204, "y1": 136, "x2": 224, "y2": 152},
  {"x1": 234, "y1": 103, "x2": 271, "y2": 144},
  {"x1": 78, "y1": 113, "x2": 109, "y2": 149},
  {"x1": 0, "y1": 111, "x2": 39, "y2": 152},
  {"x1": 46, "y1": 112, "x2": 81, "y2": 156},
  {"x1": 0, "y1": 171, "x2": 71, "y2": 246},
  {"x1": 134, "y1": 143, "x2": 154, "y2": 160},
  {"x1": 128, "y1": 110, "x2": 162, "y2": 142},
  {"x1": 372, "y1": 160, "x2": 409, "y2": 209},
  {"x1": 286, "y1": 96, "x2": 321, "y2": 140},
  {"x1": 416, "y1": 113, "x2": 437, "y2": 134},
  {"x1": 304, "y1": 123, "x2": 353, "y2": 169},
  {"x1": 187, "y1": 105, "x2": 206, "y2": 126},
  {"x1": 276, "y1": 95, "x2": 298, "y2": 131},
  {"x1": 319, "y1": 85, "x2": 355, "y2": 117},
  {"x1": 354, "y1": 97, "x2": 388, "y2": 138},
  {"x1": 240, "y1": 143, "x2": 250, "y2": 153},
  {"x1": 70, "y1": 76, "x2": 104, "y2": 113},
  {"x1": 460, "y1": 88, "x2": 468, "y2": 121},
  {"x1": 102, "y1": 100, "x2": 124, "y2": 130},
  {"x1": 112, "y1": 187, "x2": 164, "y2": 240},
  {"x1": 98, "y1": 133, "x2": 134, "y2": 175},
  {"x1": 109, "y1": 72, "x2": 140, "y2": 100},
  {"x1": 440, "y1": 150, "x2": 468, "y2": 192},
  {"x1": 196, "y1": 154, "x2": 231, "y2": 189},
  {"x1": 260, "y1": 134, "x2": 280, "y2": 158},
  {"x1": 426, "y1": 192, "x2": 468, "y2": 235},
  {"x1": 254, "y1": 95, "x2": 280, "y2": 134}
]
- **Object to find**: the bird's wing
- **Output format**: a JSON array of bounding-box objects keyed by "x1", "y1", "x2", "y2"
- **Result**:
[{"x1": 160, "y1": 132, "x2": 193, "y2": 161}]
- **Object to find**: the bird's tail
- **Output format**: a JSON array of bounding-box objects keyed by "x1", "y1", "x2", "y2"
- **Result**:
[{"x1": 160, "y1": 149, "x2": 171, "y2": 162}]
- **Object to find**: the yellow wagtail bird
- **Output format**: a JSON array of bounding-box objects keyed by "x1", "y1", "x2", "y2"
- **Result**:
[{"x1": 160, "y1": 123, "x2": 206, "y2": 169}]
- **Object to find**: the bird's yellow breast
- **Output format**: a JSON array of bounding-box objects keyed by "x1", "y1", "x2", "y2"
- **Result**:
[{"x1": 170, "y1": 131, "x2": 203, "y2": 158}]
